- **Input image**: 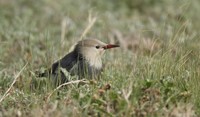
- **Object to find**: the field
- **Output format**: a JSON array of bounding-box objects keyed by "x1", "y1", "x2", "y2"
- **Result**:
[{"x1": 0, "y1": 0, "x2": 200, "y2": 116}]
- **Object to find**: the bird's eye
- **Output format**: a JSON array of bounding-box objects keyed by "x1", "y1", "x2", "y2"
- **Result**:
[{"x1": 95, "y1": 45, "x2": 100, "y2": 49}]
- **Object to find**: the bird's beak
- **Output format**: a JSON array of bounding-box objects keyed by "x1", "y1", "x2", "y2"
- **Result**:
[{"x1": 103, "y1": 44, "x2": 120, "y2": 50}]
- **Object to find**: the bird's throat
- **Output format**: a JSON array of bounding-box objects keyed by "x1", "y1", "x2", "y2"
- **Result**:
[{"x1": 85, "y1": 56, "x2": 102, "y2": 69}]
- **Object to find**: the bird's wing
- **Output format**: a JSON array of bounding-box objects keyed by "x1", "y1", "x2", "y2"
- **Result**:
[{"x1": 51, "y1": 51, "x2": 82, "y2": 75}]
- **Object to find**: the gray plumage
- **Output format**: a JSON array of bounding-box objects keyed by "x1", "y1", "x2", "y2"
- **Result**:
[{"x1": 38, "y1": 39, "x2": 119, "y2": 85}]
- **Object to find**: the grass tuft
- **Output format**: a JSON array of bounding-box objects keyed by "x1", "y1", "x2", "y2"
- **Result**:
[{"x1": 0, "y1": 0, "x2": 200, "y2": 116}]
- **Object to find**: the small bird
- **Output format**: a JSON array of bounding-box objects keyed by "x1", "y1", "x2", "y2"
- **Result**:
[{"x1": 38, "y1": 39, "x2": 119, "y2": 85}]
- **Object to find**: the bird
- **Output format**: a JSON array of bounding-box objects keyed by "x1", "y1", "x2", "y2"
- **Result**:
[{"x1": 38, "y1": 39, "x2": 119, "y2": 86}]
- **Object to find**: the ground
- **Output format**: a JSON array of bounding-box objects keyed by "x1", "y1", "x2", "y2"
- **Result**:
[{"x1": 0, "y1": 0, "x2": 200, "y2": 116}]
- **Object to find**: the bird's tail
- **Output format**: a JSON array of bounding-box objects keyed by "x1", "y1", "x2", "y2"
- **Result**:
[
  {"x1": 38, "y1": 71, "x2": 48, "y2": 77},
  {"x1": 35, "y1": 68, "x2": 50, "y2": 78},
  {"x1": 30, "y1": 69, "x2": 50, "y2": 91}
]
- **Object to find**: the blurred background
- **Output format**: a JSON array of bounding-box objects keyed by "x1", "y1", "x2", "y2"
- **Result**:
[
  {"x1": 0, "y1": 0, "x2": 200, "y2": 116},
  {"x1": 0, "y1": 0, "x2": 199, "y2": 68}
]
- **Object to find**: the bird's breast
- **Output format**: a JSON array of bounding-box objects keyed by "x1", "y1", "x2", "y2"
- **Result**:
[
  {"x1": 87, "y1": 58, "x2": 102, "y2": 69},
  {"x1": 69, "y1": 59, "x2": 102, "y2": 79}
]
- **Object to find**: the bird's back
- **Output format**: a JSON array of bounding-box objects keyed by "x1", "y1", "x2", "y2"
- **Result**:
[{"x1": 39, "y1": 47, "x2": 102, "y2": 85}]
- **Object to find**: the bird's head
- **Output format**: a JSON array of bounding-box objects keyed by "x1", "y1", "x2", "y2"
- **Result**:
[{"x1": 75, "y1": 39, "x2": 119, "y2": 69}]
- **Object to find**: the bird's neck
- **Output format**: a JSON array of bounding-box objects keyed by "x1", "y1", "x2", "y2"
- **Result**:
[
  {"x1": 78, "y1": 52, "x2": 102, "y2": 69},
  {"x1": 76, "y1": 46, "x2": 103, "y2": 69},
  {"x1": 84, "y1": 55, "x2": 102, "y2": 69}
]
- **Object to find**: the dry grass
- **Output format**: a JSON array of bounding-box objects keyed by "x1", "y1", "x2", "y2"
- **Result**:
[{"x1": 0, "y1": 0, "x2": 200, "y2": 116}]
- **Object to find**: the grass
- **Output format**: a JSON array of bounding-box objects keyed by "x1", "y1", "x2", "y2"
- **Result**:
[{"x1": 0, "y1": 0, "x2": 200, "y2": 116}]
